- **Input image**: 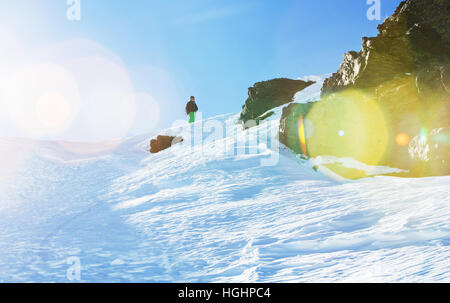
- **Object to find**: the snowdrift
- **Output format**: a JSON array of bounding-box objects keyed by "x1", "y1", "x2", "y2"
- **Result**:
[{"x1": 0, "y1": 79, "x2": 449, "y2": 282}]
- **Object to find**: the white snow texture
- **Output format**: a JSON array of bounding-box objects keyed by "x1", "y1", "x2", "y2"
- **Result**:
[{"x1": 0, "y1": 76, "x2": 448, "y2": 282}]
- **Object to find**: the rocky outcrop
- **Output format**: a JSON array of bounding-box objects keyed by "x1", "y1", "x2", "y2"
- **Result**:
[
  {"x1": 239, "y1": 78, "x2": 314, "y2": 128},
  {"x1": 321, "y1": 0, "x2": 450, "y2": 97},
  {"x1": 280, "y1": 0, "x2": 450, "y2": 178},
  {"x1": 150, "y1": 136, "x2": 183, "y2": 154}
]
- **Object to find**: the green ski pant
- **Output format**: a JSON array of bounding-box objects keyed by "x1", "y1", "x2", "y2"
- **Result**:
[{"x1": 189, "y1": 112, "x2": 196, "y2": 123}]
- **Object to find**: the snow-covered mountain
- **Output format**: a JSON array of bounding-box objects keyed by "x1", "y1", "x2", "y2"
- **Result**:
[{"x1": 0, "y1": 79, "x2": 449, "y2": 282}]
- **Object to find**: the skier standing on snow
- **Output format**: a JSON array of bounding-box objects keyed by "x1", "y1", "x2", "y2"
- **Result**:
[{"x1": 185, "y1": 96, "x2": 199, "y2": 123}]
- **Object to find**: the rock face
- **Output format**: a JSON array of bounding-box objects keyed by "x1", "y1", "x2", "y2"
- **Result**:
[
  {"x1": 150, "y1": 136, "x2": 183, "y2": 154},
  {"x1": 280, "y1": 0, "x2": 450, "y2": 178},
  {"x1": 239, "y1": 78, "x2": 314, "y2": 127},
  {"x1": 321, "y1": 0, "x2": 450, "y2": 96}
]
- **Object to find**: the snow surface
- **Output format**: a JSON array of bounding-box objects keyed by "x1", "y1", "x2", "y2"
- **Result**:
[{"x1": 0, "y1": 77, "x2": 449, "y2": 282}]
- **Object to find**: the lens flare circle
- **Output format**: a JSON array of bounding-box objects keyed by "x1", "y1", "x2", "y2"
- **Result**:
[
  {"x1": 305, "y1": 90, "x2": 389, "y2": 179},
  {"x1": 395, "y1": 132, "x2": 410, "y2": 147},
  {"x1": 3, "y1": 63, "x2": 80, "y2": 137},
  {"x1": 127, "y1": 92, "x2": 161, "y2": 135},
  {"x1": 35, "y1": 92, "x2": 72, "y2": 130},
  {"x1": 64, "y1": 55, "x2": 136, "y2": 141}
]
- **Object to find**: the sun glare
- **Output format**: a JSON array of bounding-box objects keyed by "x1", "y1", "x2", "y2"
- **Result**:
[
  {"x1": 4, "y1": 63, "x2": 80, "y2": 137},
  {"x1": 303, "y1": 90, "x2": 389, "y2": 179},
  {"x1": 35, "y1": 92, "x2": 72, "y2": 130}
]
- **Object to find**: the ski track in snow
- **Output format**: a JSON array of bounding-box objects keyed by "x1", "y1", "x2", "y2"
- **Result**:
[{"x1": 0, "y1": 78, "x2": 449, "y2": 282}]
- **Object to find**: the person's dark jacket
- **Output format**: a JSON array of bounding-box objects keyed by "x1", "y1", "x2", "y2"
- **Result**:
[{"x1": 186, "y1": 101, "x2": 198, "y2": 115}]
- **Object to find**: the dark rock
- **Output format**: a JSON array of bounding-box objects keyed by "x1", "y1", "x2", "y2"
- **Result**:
[
  {"x1": 150, "y1": 135, "x2": 183, "y2": 154},
  {"x1": 321, "y1": 0, "x2": 450, "y2": 96},
  {"x1": 282, "y1": 82, "x2": 449, "y2": 178},
  {"x1": 280, "y1": 0, "x2": 449, "y2": 178},
  {"x1": 239, "y1": 78, "x2": 314, "y2": 127}
]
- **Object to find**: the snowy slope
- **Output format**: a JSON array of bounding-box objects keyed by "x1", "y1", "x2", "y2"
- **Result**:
[{"x1": 0, "y1": 80, "x2": 449, "y2": 282}]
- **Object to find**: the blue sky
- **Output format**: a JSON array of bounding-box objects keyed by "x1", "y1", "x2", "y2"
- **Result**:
[{"x1": 0, "y1": 0, "x2": 402, "y2": 140}]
